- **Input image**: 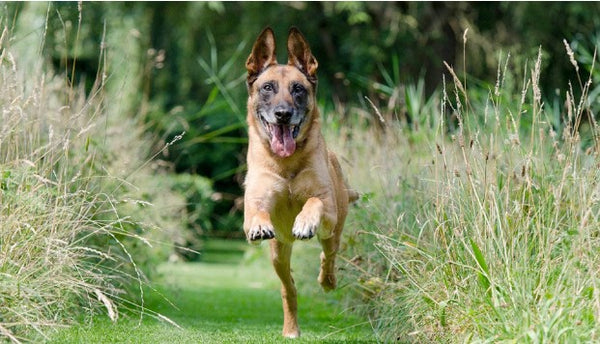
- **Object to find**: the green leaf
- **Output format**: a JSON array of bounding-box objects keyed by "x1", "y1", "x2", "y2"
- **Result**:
[
  {"x1": 470, "y1": 238, "x2": 491, "y2": 293},
  {"x1": 1, "y1": 170, "x2": 11, "y2": 190}
]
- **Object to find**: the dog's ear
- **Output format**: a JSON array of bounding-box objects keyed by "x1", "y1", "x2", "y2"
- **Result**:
[
  {"x1": 246, "y1": 27, "x2": 278, "y2": 85},
  {"x1": 287, "y1": 27, "x2": 318, "y2": 84}
]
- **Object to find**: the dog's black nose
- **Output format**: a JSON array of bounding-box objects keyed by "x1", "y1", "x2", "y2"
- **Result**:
[{"x1": 274, "y1": 108, "x2": 292, "y2": 123}]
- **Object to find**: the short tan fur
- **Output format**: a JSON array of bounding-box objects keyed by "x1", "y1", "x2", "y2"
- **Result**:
[{"x1": 243, "y1": 27, "x2": 358, "y2": 338}]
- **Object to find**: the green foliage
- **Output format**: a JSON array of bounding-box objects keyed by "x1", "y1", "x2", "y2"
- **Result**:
[
  {"x1": 10, "y1": 2, "x2": 600, "y2": 241},
  {"x1": 570, "y1": 33, "x2": 600, "y2": 127},
  {"x1": 166, "y1": 173, "x2": 214, "y2": 259}
]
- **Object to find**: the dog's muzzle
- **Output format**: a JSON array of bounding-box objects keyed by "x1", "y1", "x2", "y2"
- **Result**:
[{"x1": 259, "y1": 114, "x2": 302, "y2": 158}]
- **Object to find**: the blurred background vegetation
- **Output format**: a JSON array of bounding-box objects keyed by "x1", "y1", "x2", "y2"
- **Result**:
[
  {"x1": 3, "y1": 1, "x2": 600, "y2": 254},
  {"x1": 4, "y1": 2, "x2": 600, "y2": 342}
]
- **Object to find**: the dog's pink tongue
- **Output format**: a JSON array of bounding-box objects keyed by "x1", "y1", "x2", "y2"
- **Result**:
[{"x1": 270, "y1": 125, "x2": 296, "y2": 158}]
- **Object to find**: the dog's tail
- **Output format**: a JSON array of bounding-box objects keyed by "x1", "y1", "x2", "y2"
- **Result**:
[
  {"x1": 329, "y1": 150, "x2": 360, "y2": 204},
  {"x1": 347, "y1": 188, "x2": 359, "y2": 204}
]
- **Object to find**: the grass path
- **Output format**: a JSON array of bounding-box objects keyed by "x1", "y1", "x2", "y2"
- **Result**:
[{"x1": 49, "y1": 240, "x2": 374, "y2": 343}]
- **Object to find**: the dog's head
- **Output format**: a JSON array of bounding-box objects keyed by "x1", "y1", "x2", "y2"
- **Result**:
[{"x1": 246, "y1": 27, "x2": 318, "y2": 158}]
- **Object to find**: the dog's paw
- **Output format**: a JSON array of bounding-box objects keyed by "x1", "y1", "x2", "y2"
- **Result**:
[
  {"x1": 292, "y1": 212, "x2": 320, "y2": 240},
  {"x1": 318, "y1": 271, "x2": 337, "y2": 292},
  {"x1": 247, "y1": 223, "x2": 275, "y2": 243},
  {"x1": 318, "y1": 252, "x2": 337, "y2": 291}
]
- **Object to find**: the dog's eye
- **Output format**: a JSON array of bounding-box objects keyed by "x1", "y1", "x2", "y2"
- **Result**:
[
  {"x1": 291, "y1": 84, "x2": 306, "y2": 94},
  {"x1": 262, "y1": 83, "x2": 274, "y2": 92}
]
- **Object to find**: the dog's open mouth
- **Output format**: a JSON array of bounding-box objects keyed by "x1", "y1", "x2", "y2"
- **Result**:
[{"x1": 260, "y1": 116, "x2": 301, "y2": 158}]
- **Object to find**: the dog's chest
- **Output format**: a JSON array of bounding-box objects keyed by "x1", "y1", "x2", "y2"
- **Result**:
[
  {"x1": 271, "y1": 172, "x2": 308, "y2": 210},
  {"x1": 269, "y1": 173, "x2": 312, "y2": 236}
]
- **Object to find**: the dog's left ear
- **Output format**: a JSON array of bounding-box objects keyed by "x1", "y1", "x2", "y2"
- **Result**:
[{"x1": 287, "y1": 27, "x2": 318, "y2": 84}]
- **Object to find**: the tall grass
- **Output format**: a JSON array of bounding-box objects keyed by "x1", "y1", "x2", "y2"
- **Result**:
[
  {"x1": 0, "y1": 7, "x2": 185, "y2": 343},
  {"x1": 331, "y1": 42, "x2": 600, "y2": 342}
]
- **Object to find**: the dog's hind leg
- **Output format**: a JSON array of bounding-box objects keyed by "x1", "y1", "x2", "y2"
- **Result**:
[
  {"x1": 318, "y1": 201, "x2": 347, "y2": 291},
  {"x1": 270, "y1": 239, "x2": 300, "y2": 338},
  {"x1": 318, "y1": 232, "x2": 340, "y2": 292}
]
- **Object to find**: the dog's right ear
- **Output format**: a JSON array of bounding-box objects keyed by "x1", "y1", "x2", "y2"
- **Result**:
[{"x1": 246, "y1": 27, "x2": 278, "y2": 86}]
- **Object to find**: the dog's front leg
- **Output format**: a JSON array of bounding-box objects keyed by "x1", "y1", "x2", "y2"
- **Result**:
[
  {"x1": 292, "y1": 196, "x2": 336, "y2": 240},
  {"x1": 292, "y1": 197, "x2": 322, "y2": 240},
  {"x1": 243, "y1": 192, "x2": 276, "y2": 243},
  {"x1": 244, "y1": 209, "x2": 275, "y2": 242}
]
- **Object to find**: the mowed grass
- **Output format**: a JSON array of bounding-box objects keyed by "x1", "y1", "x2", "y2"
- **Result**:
[{"x1": 49, "y1": 240, "x2": 375, "y2": 344}]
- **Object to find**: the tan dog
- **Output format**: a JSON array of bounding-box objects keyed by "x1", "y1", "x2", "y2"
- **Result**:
[{"x1": 243, "y1": 27, "x2": 358, "y2": 338}]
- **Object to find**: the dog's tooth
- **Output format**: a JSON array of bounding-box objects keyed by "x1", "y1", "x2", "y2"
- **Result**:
[{"x1": 291, "y1": 124, "x2": 300, "y2": 138}]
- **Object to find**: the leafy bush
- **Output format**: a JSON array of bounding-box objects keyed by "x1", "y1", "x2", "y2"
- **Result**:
[{"x1": 167, "y1": 173, "x2": 214, "y2": 259}]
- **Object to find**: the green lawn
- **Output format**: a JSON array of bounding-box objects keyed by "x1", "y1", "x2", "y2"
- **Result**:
[{"x1": 49, "y1": 240, "x2": 374, "y2": 343}]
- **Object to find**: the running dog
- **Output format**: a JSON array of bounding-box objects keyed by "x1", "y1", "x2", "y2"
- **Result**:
[{"x1": 243, "y1": 26, "x2": 358, "y2": 338}]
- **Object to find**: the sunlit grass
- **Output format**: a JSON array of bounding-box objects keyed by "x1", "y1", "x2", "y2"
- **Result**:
[
  {"x1": 49, "y1": 240, "x2": 375, "y2": 344},
  {"x1": 328, "y1": 42, "x2": 600, "y2": 342},
  {"x1": 0, "y1": 11, "x2": 186, "y2": 342}
]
